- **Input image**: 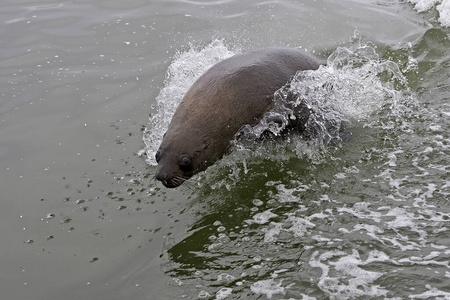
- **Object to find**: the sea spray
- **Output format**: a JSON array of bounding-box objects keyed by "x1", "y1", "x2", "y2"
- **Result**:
[{"x1": 143, "y1": 37, "x2": 414, "y2": 184}]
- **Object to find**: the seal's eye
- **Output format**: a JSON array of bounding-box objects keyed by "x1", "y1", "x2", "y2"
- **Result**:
[
  {"x1": 179, "y1": 155, "x2": 191, "y2": 167},
  {"x1": 155, "y1": 150, "x2": 161, "y2": 163}
]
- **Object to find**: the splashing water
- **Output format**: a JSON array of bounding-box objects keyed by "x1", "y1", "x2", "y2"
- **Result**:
[
  {"x1": 240, "y1": 39, "x2": 411, "y2": 148},
  {"x1": 142, "y1": 37, "x2": 414, "y2": 174},
  {"x1": 147, "y1": 38, "x2": 450, "y2": 299},
  {"x1": 406, "y1": 0, "x2": 450, "y2": 27}
]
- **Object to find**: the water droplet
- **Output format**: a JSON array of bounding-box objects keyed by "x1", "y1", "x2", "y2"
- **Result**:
[{"x1": 253, "y1": 199, "x2": 264, "y2": 206}]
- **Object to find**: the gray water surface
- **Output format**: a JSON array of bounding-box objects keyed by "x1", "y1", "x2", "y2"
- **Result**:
[{"x1": 1, "y1": 0, "x2": 449, "y2": 299}]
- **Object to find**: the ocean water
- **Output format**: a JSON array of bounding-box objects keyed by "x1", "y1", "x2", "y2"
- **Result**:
[{"x1": 1, "y1": 0, "x2": 449, "y2": 299}]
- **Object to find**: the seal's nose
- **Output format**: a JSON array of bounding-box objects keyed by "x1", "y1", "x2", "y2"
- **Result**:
[
  {"x1": 155, "y1": 167, "x2": 167, "y2": 182},
  {"x1": 155, "y1": 169, "x2": 178, "y2": 188}
]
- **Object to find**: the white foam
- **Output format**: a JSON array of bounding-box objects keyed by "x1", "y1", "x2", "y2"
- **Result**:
[
  {"x1": 250, "y1": 272, "x2": 294, "y2": 299},
  {"x1": 247, "y1": 210, "x2": 278, "y2": 225},
  {"x1": 274, "y1": 183, "x2": 309, "y2": 203},
  {"x1": 309, "y1": 250, "x2": 390, "y2": 299},
  {"x1": 198, "y1": 290, "x2": 211, "y2": 298},
  {"x1": 436, "y1": 0, "x2": 450, "y2": 26},
  {"x1": 260, "y1": 213, "x2": 316, "y2": 243},
  {"x1": 409, "y1": 285, "x2": 450, "y2": 299},
  {"x1": 338, "y1": 203, "x2": 383, "y2": 223},
  {"x1": 250, "y1": 279, "x2": 286, "y2": 299},
  {"x1": 407, "y1": 0, "x2": 441, "y2": 12},
  {"x1": 215, "y1": 287, "x2": 233, "y2": 300},
  {"x1": 217, "y1": 273, "x2": 236, "y2": 284},
  {"x1": 406, "y1": 0, "x2": 450, "y2": 27}
]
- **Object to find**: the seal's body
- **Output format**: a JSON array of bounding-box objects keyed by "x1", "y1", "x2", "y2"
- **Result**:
[{"x1": 155, "y1": 47, "x2": 320, "y2": 188}]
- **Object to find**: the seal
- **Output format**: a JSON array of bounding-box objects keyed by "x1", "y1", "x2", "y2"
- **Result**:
[{"x1": 155, "y1": 47, "x2": 320, "y2": 188}]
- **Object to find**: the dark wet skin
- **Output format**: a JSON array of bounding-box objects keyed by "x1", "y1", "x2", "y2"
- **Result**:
[{"x1": 155, "y1": 47, "x2": 320, "y2": 188}]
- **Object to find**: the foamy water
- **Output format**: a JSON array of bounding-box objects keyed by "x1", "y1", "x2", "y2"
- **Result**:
[
  {"x1": 407, "y1": 0, "x2": 450, "y2": 26},
  {"x1": 143, "y1": 37, "x2": 449, "y2": 298}
]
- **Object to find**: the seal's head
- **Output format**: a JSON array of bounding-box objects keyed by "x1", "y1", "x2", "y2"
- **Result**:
[
  {"x1": 154, "y1": 128, "x2": 221, "y2": 188},
  {"x1": 154, "y1": 149, "x2": 193, "y2": 188},
  {"x1": 154, "y1": 79, "x2": 232, "y2": 188}
]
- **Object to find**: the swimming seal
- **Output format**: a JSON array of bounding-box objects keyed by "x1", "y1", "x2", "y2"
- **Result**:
[{"x1": 155, "y1": 47, "x2": 320, "y2": 188}]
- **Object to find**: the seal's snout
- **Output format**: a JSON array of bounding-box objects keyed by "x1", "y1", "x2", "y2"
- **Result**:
[
  {"x1": 155, "y1": 168, "x2": 172, "y2": 188},
  {"x1": 155, "y1": 167, "x2": 166, "y2": 182},
  {"x1": 155, "y1": 166, "x2": 185, "y2": 188}
]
